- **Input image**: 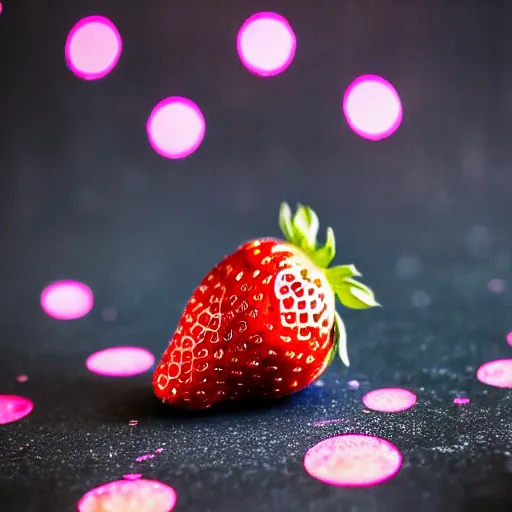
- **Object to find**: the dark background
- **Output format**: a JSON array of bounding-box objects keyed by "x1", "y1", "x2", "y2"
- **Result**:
[{"x1": 1, "y1": 0, "x2": 512, "y2": 510}]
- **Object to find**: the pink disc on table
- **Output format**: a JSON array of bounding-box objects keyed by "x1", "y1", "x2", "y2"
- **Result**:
[
  {"x1": 476, "y1": 359, "x2": 512, "y2": 388},
  {"x1": 0, "y1": 395, "x2": 34, "y2": 425},
  {"x1": 453, "y1": 397, "x2": 470, "y2": 405},
  {"x1": 86, "y1": 347, "x2": 155, "y2": 377},
  {"x1": 237, "y1": 12, "x2": 296, "y2": 77},
  {"x1": 41, "y1": 280, "x2": 94, "y2": 320},
  {"x1": 343, "y1": 75, "x2": 402, "y2": 141},
  {"x1": 65, "y1": 16, "x2": 122, "y2": 80},
  {"x1": 304, "y1": 434, "x2": 402, "y2": 487},
  {"x1": 147, "y1": 97, "x2": 205, "y2": 160},
  {"x1": 362, "y1": 388, "x2": 417, "y2": 413},
  {"x1": 77, "y1": 478, "x2": 177, "y2": 512}
]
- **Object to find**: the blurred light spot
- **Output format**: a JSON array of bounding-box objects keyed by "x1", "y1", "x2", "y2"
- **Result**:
[
  {"x1": 453, "y1": 397, "x2": 470, "y2": 405},
  {"x1": 101, "y1": 307, "x2": 118, "y2": 321},
  {"x1": 347, "y1": 380, "x2": 360, "y2": 389},
  {"x1": 78, "y1": 478, "x2": 177, "y2": 512},
  {"x1": 313, "y1": 379, "x2": 325, "y2": 387},
  {"x1": 41, "y1": 280, "x2": 94, "y2": 320},
  {"x1": 0, "y1": 3, "x2": 3, "y2": 15},
  {"x1": 507, "y1": 332, "x2": 512, "y2": 348},
  {"x1": 65, "y1": 16, "x2": 122, "y2": 80},
  {"x1": 411, "y1": 290, "x2": 430, "y2": 309},
  {"x1": 465, "y1": 225, "x2": 493, "y2": 257},
  {"x1": 16, "y1": 375, "x2": 28, "y2": 383},
  {"x1": 477, "y1": 359, "x2": 512, "y2": 388},
  {"x1": 362, "y1": 388, "x2": 417, "y2": 413},
  {"x1": 495, "y1": 253, "x2": 511, "y2": 271},
  {"x1": 147, "y1": 97, "x2": 205, "y2": 159},
  {"x1": 343, "y1": 75, "x2": 402, "y2": 141},
  {"x1": 304, "y1": 434, "x2": 402, "y2": 487},
  {"x1": 488, "y1": 278, "x2": 505, "y2": 293},
  {"x1": 86, "y1": 346, "x2": 155, "y2": 377},
  {"x1": 237, "y1": 12, "x2": 296, "y2": 77},
  {"x1": 0, "y1": 395, "x2": 33, "y2": 424},
  {"x1": 395, "y1": 255, "x2": 422, "y2": 280}
]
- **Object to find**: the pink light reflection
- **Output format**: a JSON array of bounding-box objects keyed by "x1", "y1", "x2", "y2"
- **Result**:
[
  {"x1": 507, "y1": 332, "x2": 512, "y2": 348},
  {"x1": 476, "y1": 359, "x2": 512, "y2": 388},
  {"x1": 343, "y1": 75, "x2": 402, "y2": 141},
  {"x1": 77, "y1": 478, "x2": 177, "y2": 512},
  {"x1": 0, "y1": 395, "x2": 34, "y2": 425},
  {"x1": 65, "y1": 16, "x2": 122, "y2": 80},
  {"x1": 237, "y1": 12, "x2": 296, "y2": 77},
  {"x1": 147, "y1": 97, "x2": 205, "y2": 159},
  {"x1": 304, "y1": 434, "x2": 402, "y2": 487},
  {"x1": 86, "y1": 346, "x2": 155, "y2": 377},
  {"x1": 41, "y1": 280, "x2": 94, "y2": 320},
  {"x1": 362, "y1": 388, "x2": 417, "y2": 413}
]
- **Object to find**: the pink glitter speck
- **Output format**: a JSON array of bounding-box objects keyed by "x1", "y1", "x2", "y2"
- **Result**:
[
  {"x1": 86, "y1": 346, "x2": 155, "y2": 377},
  {"x1": 136, "y1": 454, "x2": 155, "y2": 463},
  {"x1": 453, "y1": 397, "x2": 470, "y2": 405},
  {"x1": 476, "y1": 359, "x2": 512, "y2": 388},
  {"x1": 129, "y1": 420, "x2": 138, "y2": 426},
  {"x1": 304, "y1": 434, "x2": 402, "y2": 487},
  {"x1": 41, "y1": 280, "x2": 94, "y2": 320},
  {"x1": 155, "y1": 448, "x2": 164, "y2": 454},
  {"x1": 16, "y1": 374, "x2": 29, "y2": 383},
  {"x1": 0, "y1": 395, "x2": 34, "y2": 425},
  {"x1": 312, "y1": 419, "x2": 346, "y2": 427},
  {"x1": 347, "y1": 380, "x2": 360, "y2": 389},
  {"x1": 77, "y1": 478, "x2": 177, "y2": 512},
  {"x1": 123, "y1": 474, "x2": 143, "y2": 481},
  {"x1": 362, "y1": 388, "x2": 417, "y2": 413}
]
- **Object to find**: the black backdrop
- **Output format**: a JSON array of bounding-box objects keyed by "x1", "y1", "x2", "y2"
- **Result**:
[{"x1": 1, "y1": 0, "x2": 512, "y2": 510}]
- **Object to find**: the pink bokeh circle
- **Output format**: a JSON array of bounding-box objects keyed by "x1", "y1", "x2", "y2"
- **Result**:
[
  {"x1": 304, "y1": 434, "x2": 402, "y2": 487},
  {"x1": 343, "y1": 75, "x2": 402, "y2": 141},
  {"x1": 476, "y1": 359, "x2": 512, "y2": 388},
  {"x1": 41, "y1": 280, "x2": 94, "y2": 320},
  {"x1": 147, "y1": 97, "x2": 205, "y2": 159},
  {"x1": 506, "y1": 332, "x2": 512, "y2": 347},
  {"x1": 77, "y1": 478, "x2": 177, "y2": 512},
  {"x1": 65, "y1": 15, "x2": 122, "y2": 80},
  {"x1": 237, "y1": 12, "x2": 296, "y2": 77},
  {"x1": 362, "y1": 388, "x2": 417, "y2": 413},
  {"x1": 86, "y1": 346, "x2": 155, "y2": 377},
  {"x1": 0, "y1": 395, "x2": 34, "y2": 425}
]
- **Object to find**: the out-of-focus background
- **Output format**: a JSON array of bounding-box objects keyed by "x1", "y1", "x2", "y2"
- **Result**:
[{"x1": 1, "y1": 1, "x2": 512, "y2": 511}]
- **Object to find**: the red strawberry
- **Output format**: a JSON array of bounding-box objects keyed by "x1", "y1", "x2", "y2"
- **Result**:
[{"x1": 153, "y1": 203, "x2": 379, "y2": 409}]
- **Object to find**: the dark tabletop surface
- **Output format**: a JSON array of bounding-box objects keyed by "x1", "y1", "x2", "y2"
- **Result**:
[{"x1": 1, "y1": 0, "x2": 512, "y2": 510}]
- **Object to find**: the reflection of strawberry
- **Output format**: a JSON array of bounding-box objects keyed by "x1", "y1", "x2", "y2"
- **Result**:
[{"x1": 153, "y1": 203, "x2": 379, "y2": 409}]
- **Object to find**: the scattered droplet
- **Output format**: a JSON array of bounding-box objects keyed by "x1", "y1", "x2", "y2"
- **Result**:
[
  {"x1": 237, "y1": 12, "x2": 296, "y2": 77},
  {"x1": 476, "y1": 359, "x2": 512, "y2": 388},
  {"x1": 314, "y1": 379, "x2": 325, "y2": 387},
  {"x1": 453, "y1": 397, "x2": 470, "y2": 405},
  {"x1": 16, "y1": 374, "x2": 28, "y2": 383},
  {"x1": 41, "y1": 280, "x2": 94, "y2": 320},
  {"x1": 77, "y1": 478, "x2": 177, "y2": 512},
  {"x1": 362, "y1": 388, "x2": 417, "y2": 413},
  {"x1": 343, "y1": 75, "x2": 402, "y2": 141},
  {"x1": 65, "y1": 16, "x2": 122, "y2": 80},
  {"x1": 312, "y1": 419, "x2": 346, "y2": 427},
  {"x1": 86, "y1": 347, "x2": 155, "y2": 377},
  {"x1": 304, "y1": 434, "x2": 402, "y2": 487},
  {"x1": 147, "y1": 97, "x2": 205, "y2": 159},
  {"x1": 0, "y1": 395, "x2": 34, "y2": 425}
]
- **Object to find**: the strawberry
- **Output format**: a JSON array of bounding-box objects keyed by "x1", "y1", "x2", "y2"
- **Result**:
[{"x1": 153, "y1": 203, "x2": 379, "y2": 409}]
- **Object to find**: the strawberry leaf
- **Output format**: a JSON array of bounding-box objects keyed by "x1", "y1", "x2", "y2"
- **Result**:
[
  {"x1": 334, "y1": 310, "x2": 349, "y2": 366},
  {"x1": 279, "y1": 202, "x2": 295, "y2": 243},
  {"x1": 325, "y1": 264, "x2": 362, "y2": 283},
  {"x1": 333, "y1": 278, "x2": 381, "y2": 309},
  {"x1": 292, "y1": 204, "x2": 319, "y2": 252},
  {"x1": 311, "y1": 227, "x2": 336, "y2": 268}
]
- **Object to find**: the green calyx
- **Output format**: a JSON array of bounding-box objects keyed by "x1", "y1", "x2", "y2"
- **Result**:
[{"x1": 278, "y1": 202, "x2": 380, "y2": 367}]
